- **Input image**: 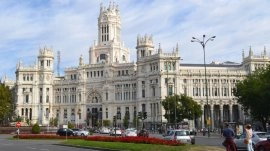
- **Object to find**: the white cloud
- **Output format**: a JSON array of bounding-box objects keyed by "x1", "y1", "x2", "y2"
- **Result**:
[{"x1": 1, "y1": 0, "x2": 270, "y2": 79}]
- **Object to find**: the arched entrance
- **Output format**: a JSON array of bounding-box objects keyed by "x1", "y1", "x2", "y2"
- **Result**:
[{"x1": 86, "y1": 89, "x2": 103, "y2": 128}]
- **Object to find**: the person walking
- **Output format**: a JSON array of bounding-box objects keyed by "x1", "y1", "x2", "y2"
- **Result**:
[
  {"x1": 245, "y1": 124, "x2": 254, "y2": 151},
  {"x1": 222, "y1": 122, "x2": 237, "y2": 151}
]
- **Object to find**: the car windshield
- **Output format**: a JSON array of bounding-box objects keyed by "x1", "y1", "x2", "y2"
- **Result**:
[
  {"x1": 169, "y1": 130, "x2": 189, "y2": 136},
  {"x1": 256, "y1": 132, "x2": 268, "y2": 138}
]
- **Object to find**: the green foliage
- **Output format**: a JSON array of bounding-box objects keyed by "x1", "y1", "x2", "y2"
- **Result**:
[
  {"x1": 15, "y1": 116, "x2": 23, "y2": 122},
  {"x1": 234, "y1": 66, "x2": 270, "y2": 130},
  {"x1": 32, "y1": 123, "x2": 40, "y2": 134},
  {"x1": 102, "y1": 120, "x2": 110, "y2": 127},
  {"x1": 132, "y1": 117, "x2": 140, "y2": 128},
  {"x1": 123, "y1": 113, "x2": 129, "y2": 129},
  {"x1": 162, "y1": 94, "x2": 202, "y2": 124},
  {"x1": 26, "y1": 118, "x2": 31, "y2": 126},
  {"x1": 49, "y1": 117, "x2": 58, "y2": 127},
  {"x1": 68, "y1": 121, "x2": 75, "y2": 129},
  {"x1": 0, "y1": 83, "x2": 12, "y2": 125}
]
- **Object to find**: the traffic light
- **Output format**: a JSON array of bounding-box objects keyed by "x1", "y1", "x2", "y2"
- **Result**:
[
  {"x1": 113, "y1": 116, "x2": 116, "y2": 122},
  {"x1": 138, "y1": 112, "x2": 142, "y2": 119},
  {"x1": 143, "y1": 112, "x2": 147, "y2": 119}
]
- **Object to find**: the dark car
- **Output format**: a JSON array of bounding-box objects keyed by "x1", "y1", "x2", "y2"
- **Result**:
[
  {"x1": 56, "y1": 128, "x2": 74, "y2": 136},
  {"x1": 138, "y1": 129, "x2": 149, "y2": 137},
  {"x1": 255, "y1": 137, "x2": 270, "y2": 151}
]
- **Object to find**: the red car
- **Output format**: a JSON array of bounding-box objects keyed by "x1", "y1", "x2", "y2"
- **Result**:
[{"x1": 255, "y1": 137, "x2": 270, "y2": 151}]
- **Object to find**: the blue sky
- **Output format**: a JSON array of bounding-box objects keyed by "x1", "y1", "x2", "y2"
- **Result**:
[{"x1": 1, "y1": 0, "x2": 270, "y2": 80}]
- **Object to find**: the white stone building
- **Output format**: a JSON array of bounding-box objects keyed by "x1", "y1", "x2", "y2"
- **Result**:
[{"x1": 3, "y1": 3, "x2": 270, "y2": 130}]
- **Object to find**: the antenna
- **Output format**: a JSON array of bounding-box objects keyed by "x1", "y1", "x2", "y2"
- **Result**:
[{"x1": 57, "y1": 51, "x2": 61, "y2": 76}]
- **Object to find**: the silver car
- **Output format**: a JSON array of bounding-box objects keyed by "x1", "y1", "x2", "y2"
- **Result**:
[
  {"x1": 164, "y1": 129, "x2": 195, "y2": 144},
  {"x1": 234, "y1": 131, "x2": 268, "y2": 150},
  {"x1": 75, "y1": 129, "x2": 89, "y2": 136}
]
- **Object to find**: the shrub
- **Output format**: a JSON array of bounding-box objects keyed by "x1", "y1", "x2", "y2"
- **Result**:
[{"x1": 32, "y1": 123, "x2": 40, "y2": 134}]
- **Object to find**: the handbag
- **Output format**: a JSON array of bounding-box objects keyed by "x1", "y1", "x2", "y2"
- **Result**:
[{"x1": 243, "y1": 138, "x2": 249, "y2": 144}]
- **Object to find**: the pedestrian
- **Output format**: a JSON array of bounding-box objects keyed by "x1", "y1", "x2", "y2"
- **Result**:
[
  {"x1": 245, "y1": 124, "x2": 254, "y2": 151},
  {"x1": 222, "y1": 122, "x2": 236, "y2": 151}
]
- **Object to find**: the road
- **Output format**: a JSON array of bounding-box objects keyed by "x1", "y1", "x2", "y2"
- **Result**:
[
  {"x1": 0, "y1": 134, "x2": 97, "y2": 151},
  {"x1": 149, "y1": 132, "x2": 225, "y2": 147},
  {"x1": 0, "y1": 133, "x2": 225, "y2": 151}
]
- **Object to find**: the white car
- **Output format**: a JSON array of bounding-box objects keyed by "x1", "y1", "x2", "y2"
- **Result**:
[
  {"x1": 125, "y1": 128, "x2": 137, "y2": 137},
  {"x1": 75, "y1": 129, "x2": 89, "y2": 136},
  {"x1": 110, "y1": 128, "x2": 122, "y2": 136},
  {"x1": 164, "y1": 129, "x2": 195, "y2": 144},
  {"x1": 234, "y1": 131, "x2": 268, "y2": 150},
  {"x1": 100, "y1": 127, "x2": 110, "y2": 134}
]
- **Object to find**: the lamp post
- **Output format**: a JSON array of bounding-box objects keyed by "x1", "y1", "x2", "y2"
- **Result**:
[
  {"x1": 166, "y1": 67, "x2": 170, "y2": 128},
  {"x1": 191, "y1": 35, "x2": 215, "y2": 137}
]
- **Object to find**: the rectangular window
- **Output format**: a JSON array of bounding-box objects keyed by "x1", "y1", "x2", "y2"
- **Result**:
[
  {"x1": 46, "y1": 95, "x2": 49, "y2": 103},
  {"x1": 40, "y1": 95, "x2": 43, "y2": 103},
  {"x1": 152, "y1": 87, "x2": 155, "y2": 96},
  {"x1": 26, "y1": 95, "x2": 29, "y2": 103},
  {"x1": 142, "y1": 104, "x2": 146, "y2": 112},
  {"x1": 169, "y1": 86, "x2": 173, "y2": 96},
  {"x1": 142, "y1": 89, "x2": 145, "y2": 98}
]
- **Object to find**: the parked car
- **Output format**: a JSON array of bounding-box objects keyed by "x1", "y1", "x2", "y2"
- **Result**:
[
  {"x1": 110, "y1": 128, "x2": 122, "y2": 136},
  {"x1": 255, "y1": 136, "x2": 270, "y2": 151},
  {"x1": 163, "y1": 129, "x2": 195, "y2": 144},
  {"x1": 138, "y1": 129, "x2": 149, "y2": 137},
  {"x1": 76, "y1": 129, "x2": 89, "y2": 136},
  {"x1": 100, "y1": 127, "x2": 110, "y2": 134},
  {"x1": 125, "y1": 128, "x2": 137, "y2": 137},
  {"x1": 56, "y1": 128, "x2": 74, "y2": 136},
  {"x1": 234, "y1": 131, "x2": 268, "y2": 150},
  {"x1": 71, "y1": 128, "x2": 80, "y2": 135}
]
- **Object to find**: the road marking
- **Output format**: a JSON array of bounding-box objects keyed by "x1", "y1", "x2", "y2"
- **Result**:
[{"x1": 27, "y1": 147, "x2": 37, "y2": 150}]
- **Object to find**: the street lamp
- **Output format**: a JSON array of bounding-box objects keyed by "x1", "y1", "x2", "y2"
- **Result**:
[{"x1": 191, "y1": 35, "x2": 215, "y2": 137}]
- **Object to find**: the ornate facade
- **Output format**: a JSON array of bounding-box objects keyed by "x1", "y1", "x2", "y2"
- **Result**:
[{"x1": 3, "y1": 3, "x2": 270, "y2": 130}]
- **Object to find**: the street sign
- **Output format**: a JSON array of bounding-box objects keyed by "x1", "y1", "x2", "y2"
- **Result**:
[{"x1": 16, "y1": 122, "x2": 21, "y2": 128}]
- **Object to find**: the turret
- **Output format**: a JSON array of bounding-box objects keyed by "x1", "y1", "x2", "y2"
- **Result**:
[
  {"x1": 98, "y1": 2, "x2": 121, "y2": 45},
  {"x1": 248, "y1": 46, "x2": 253, "y2": 57},
  {"x1": 136, "y1": 34, "x2": 154, "y2": 60},
  {"x1": 38, "y1": 46, "x2": 54, "y2": 71}
]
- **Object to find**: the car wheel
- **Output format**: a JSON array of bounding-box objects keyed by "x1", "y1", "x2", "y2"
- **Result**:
[
  {"x1": 257, "y1": 146, "x2": 265, "y2": 151},
  {"x1": 81, "y1": 133, "x2": 85, "y2": 136}
]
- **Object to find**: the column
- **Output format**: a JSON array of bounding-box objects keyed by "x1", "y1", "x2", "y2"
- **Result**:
[
  {"x1": 220, "y1": 104, "x2": 223, "y2": 124},
  {"x1": 210, "y1": 104, "x2": 214, "y2": 129},
  {"x1": 229, "y1": 104, "x2": 233, "y2": 122},
  {"x1": 201, "y1": 104, "x2": 205, "y2": 128}
]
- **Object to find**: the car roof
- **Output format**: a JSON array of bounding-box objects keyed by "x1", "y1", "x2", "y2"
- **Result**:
[
  {"x1": 253, "y1": 131, "x2": 267, "y2": 134},
  {"x1": 170, "y1": 129, "x2": 190, "y2": 131}
]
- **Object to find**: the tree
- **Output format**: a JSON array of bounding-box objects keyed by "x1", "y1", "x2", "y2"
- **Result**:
[
  {"x1": 102, "y1": 120, "x2": 110, "y2": 127},
  {"x1": 132, "y1": 116, "x2": 140, "y2": 128},
  {"x1": 0, "y1": 83, "x2": 12, "y2": 125},
  {"x1": 68, "y1": 121, "x2": 75, "y2": 129},
  {"x1": 32, "y1": 123, "x2": 41, "y2": 134},
  {"x1": 234, "y1": 66, "x2": 270, "y2": 130},
  {"x1": 162, "y1": 94, "x2": 202, "y2": 124},
  {"x1": 123, "y1": 112, "x2": 129, "y2": 129},
  {"x1": 50, "y1": 117, "x2": 58, "y2": 127}
]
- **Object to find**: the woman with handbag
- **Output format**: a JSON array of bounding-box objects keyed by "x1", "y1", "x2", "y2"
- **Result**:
[{"x1": 245, "y1": 124, "x2": 254, "y2": 151}]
